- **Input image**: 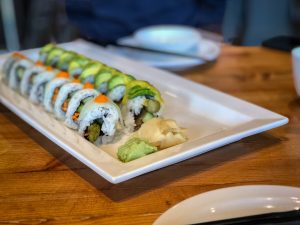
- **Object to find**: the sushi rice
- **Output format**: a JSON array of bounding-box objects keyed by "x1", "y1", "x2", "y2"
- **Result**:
[
  {"x1": 53, "y1": 82, "x2": 83, "y2": 120},
  {"x1": 43, "y1": 77, "x2": 69, "y2": 112},
  {"x1": 65, "y1": 88, "x2": 99, "y2": 129}
]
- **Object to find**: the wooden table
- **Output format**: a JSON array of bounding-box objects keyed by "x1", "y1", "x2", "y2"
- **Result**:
[{"x1": 0, "y1": 45, "x2": 299, "y2": 224}]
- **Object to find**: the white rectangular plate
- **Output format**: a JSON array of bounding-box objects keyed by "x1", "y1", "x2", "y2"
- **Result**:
[{"x1": 0, "y1": 40, "x2": 288, "y2": 183}]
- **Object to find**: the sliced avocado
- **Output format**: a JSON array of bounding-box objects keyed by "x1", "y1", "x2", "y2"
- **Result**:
[
  {"x1": 108, "y1": 73, "x2": 135, "y2": 91},
  {"x1": 123, "y1": 80, "x2": 163, "y2": 105},
  {"x1": 45, "y1": 48, "x2": 65, "y2": 66},
  {"x1": 57, "y1": 51, "x2": 77, "y2": 71},
  {"x1": 79, "y1": 62, "x2": 103, "y2": 83},
  {"x1": 128, "y1": 88, "x2": 156, "y2": 100},
  {"x1": 39, "y1": 43, "x2": 56, "y2": 56},
  {"x1": 68, "y1": 56, "x2": 91, "y2": 76},
  {"x1": 95, "y1": 70, "x2": 115, "y2": 89}
]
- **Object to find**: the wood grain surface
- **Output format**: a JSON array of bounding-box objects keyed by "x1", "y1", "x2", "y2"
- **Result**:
[{"x1": 0, "y1": 45, "x2": 299, "y2": 225}]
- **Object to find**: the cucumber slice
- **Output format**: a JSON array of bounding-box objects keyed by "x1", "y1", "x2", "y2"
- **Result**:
[
  {"x1": 82, "y1": 96, "x2": 93, "y2": 104},
  {"x1": 86, "y1": 122, "x2": 101, "y2": 142},
  {"x1": 142, "y1": 112, "x2": 154, "y2": 123},
  {"x1": 16, "y1": 66, "x2": 25, "y2": 81}
]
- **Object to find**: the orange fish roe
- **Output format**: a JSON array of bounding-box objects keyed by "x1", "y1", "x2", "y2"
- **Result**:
[
  {"x1": 35, "y1": 60, "x2": 44, "y2": 66},
  {"x1": 56, "y1": 71, "x2": 69, "y2": 78},
  {"x1": 72, "y1": 78, "x2": 81, "y2": 83},
  {"x1": 51, "y1": 87, "x2": 60, "y2": 104},
  {"x1": 62, "y1": 100, "x2": 69, "y2": 112},
  {"x1": 83, "y1": 82, "x2": 94, "y2": 89},
  {"x1": 72, "y1": 112, "x2": 80, "y2": 121},
  {"x1": 95, "y1": 94, "x2": 109, "y2": 103},
  {"x1": 12, "y1": 52, "x2": 27, "y2": 59},
  {"x1": 46, "y1": 66, "x2": 53, "y2": 71}
]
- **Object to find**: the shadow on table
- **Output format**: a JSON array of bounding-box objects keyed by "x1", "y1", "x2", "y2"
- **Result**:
[{"x1": 1, "y1": 104, "x2": 281, "y2": 202}]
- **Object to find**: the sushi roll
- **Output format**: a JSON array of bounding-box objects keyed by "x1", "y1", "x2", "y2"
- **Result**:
[
  {"x1": 43, "y1": 71, "x2": 70, "y2": 112},
  {"x1": 53, "y1": 79, "x2": 83, "y2": 120},
  {"x1": 122, "y1": 80, "x2": 163, "y2": 130},
  {"x1": 44, "y1": 47, "x2": 65, "y2": 67},
  {"x1": 1, "y1": 52, "x2": 27, "y2": 83},
  {"x1": 78, "y1": 94, "x2": 122, "y2": 144},
  {"x1": 29, "y1": 67, "x2": 58, "y2": 104},
  {"x1": 94, "y1": 66, "x2": 119, "y2": 93},
  {"x1": 79, "y1": 61, "x2": 103, "y2": 84},
  {"x1": 106, "y1": 73, "x2": 135, "y2": 103},
  {"x1": 39, "y1": 43, "x2": 56, "y2": 63},
  {"x1": 56, "y1": 51, "x2": 77, "y2": 71},
  {"x1": 8, "y1": 56, "x2": 34, "y2": 90},
  {"x1": 68, "y1": 55, "x2": 91, "y2": 78},
  {"x1": 65, "y1": 83, "x2": 98, "y2": 129},
  {"x1": 20, "y1": 61, "x2": 48, "y2": 96}
]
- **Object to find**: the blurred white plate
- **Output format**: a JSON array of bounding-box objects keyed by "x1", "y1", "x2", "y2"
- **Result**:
[
  {"x1": 154, "y1": 185, "x2": 300, "y2": 225},
  {"x1": 106, "y1": 35, "x2": 220, "y2": 70},
  {"x1": 133, "y1": 25, "x2": 201, "y2": 52},
  {"x1": 0, "y1": 40, "x2": 287, "y2": 184}
]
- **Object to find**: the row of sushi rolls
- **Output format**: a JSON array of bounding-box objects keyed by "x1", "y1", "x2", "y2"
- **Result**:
[{"x1": 1, "y1": 43, "x2": 187, "y2": 162}]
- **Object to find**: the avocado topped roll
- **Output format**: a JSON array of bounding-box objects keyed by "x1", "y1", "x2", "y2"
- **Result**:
[
  {"x1": 53, "y1": 79, "x2": 83, "y2": 120},
  {"x1": 20, "y1": 61, "x2": 49, "y2": 96},
  {"x1": 45, "y1": 47, "x2": 65, "y2": 67},
  {"x1": 56, "y1": 51, "x2": 77, "y2": 71},
  {"x1": 68, "y1": 55, "x2": 91, "y2": 78},
  {"x1": 94, "y1": 66, "x2": 118, "y2": 93},
  {"x1": 79, "y1": 61, "x2": 104, "y2": 84},
  {"x1": 2, "y1": 52, "x2": 27, "y2": 83},
  {"x1": 8, "y1": 56, "x2": 34, "y2": 90},
  {"x1": 29, "y1": 67, "x2": 58, "y2": 104},
  {"x1": 43, "y1": 71, "x2": 70, "y2": 112},
  {"x1": 78, "y1": 94, "x2": 122, "y2": 144},
  {"x1": 107, "y1": 73, "x2": 135, "y2": 103},
  {"x1": 39, "y1": 43, "x2": 56, "y2": 63},
  {"x1": 122, "y1": 80, "x2": 163, "y2": 130}
]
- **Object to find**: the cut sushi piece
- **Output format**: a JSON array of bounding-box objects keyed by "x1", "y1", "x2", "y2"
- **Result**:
[
  {"x1": 64, "y1": 83, "x2": 98, "y2": 129},
  {"x1": 79, "y1": 61, "x2": 103, "y2": 84},
  {"x1": 94, "y1": 66, "x2": 118, "y2": 93},
  {"x1": 39, "y1": 43, "x2": 56, "y2": 63},
  {"x1": 53, "y1": 81, "x2": 83, "y2": 120},
  {"x1": 8, "y1": 57, "x2": 34, "y2": 90},
  {"x1": 20, "y1": 61, "x2": 49, "y2": 96},
  {"x1": 43, "y1": 72, "x2": 70, "y2": 112},
  {"x1": 56, "y1": 51, "x2": 77, "y2": 71},
  {"x1": 29, "y1": 69, "x2": 58, "y2": 104},
  {"x1": 122, "y1": 80, "x2": 163, "y2": 130},
  {"x1": 78, "y1": 94, "x2": 122, "y2": 144},
  {"x1": 68, "y1": 55, "x2": 91, "y2": 78},
  {"x1": 45, "y1": 47, "x2": 65, "y2": 67},
  {"x1": 107, "y1": 73, "x2": 135, "y2": 103},
  {"x1": 2, "y1": 52, "x2": 27, "y2": 84}
]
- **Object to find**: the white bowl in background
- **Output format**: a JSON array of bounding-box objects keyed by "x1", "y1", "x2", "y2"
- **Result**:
[{"x1": 133, "y1": 25, "x2": 201, "y2": 52}]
